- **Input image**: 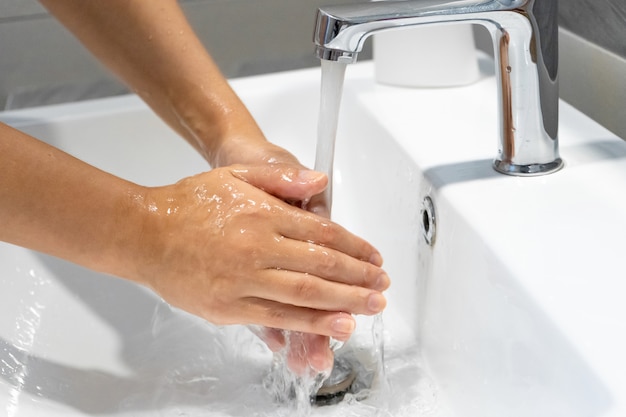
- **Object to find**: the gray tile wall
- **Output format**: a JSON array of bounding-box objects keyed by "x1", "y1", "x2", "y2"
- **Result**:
[
  {"x1": 557, "y1": 0, "x2": 625, "y2": 139},
  {"x1": 560, "y1": 0, "x2": 626, "y2": 59},
  {"x1": 0, "y1": 0, "x2": 369, "y2": 109}
]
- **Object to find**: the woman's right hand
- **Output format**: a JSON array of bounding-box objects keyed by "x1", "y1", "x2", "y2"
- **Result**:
[{"x1": 130, "y1": 164, "x2": 389, "y2": 348}]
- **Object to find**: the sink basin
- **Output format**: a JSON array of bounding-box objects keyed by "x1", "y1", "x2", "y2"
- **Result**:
[{"x1": 1, "y1": 53, "x2": 625, "y2": 416}]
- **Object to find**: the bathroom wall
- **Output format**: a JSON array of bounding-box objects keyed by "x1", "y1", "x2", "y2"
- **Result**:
[
  {"x1": 0, "y1": 0, "x2": 370, "y2": 109},
  {"x1": 558, "y1": 0, "x2": 626, "y2": 140},
  {"x1": 560, "y1": 0, "x2": 625, "y2": 59},
  {"x1": 0, "y1": 0, "x2": 624, "y2": 138}
]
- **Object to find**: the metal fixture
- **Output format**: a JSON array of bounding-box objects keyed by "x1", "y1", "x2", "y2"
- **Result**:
[
  {"x1": 314, "y1": 356, "x2": 357, "y2": 406},
  {"x1": 313, "y1": 0, "x2": 563, "y2": 176}
]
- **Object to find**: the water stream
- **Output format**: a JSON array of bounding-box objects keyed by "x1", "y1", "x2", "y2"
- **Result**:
[
  {"x1": 280, "y1": 59, "x2": 390, "y2": 414},
  {"x1": 311, "y1": 59, "x2": 348, "y2": 216},
  {"x1": 312, "y1": 59, "x2": 389, "y2": 398}
]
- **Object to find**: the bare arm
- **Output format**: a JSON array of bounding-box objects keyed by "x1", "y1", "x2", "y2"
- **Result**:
[
  {"x1": 0, "y1": 122, "x2": 145, "y2": 277},
  {"x1": 37, "y1": 0, "x2": 293, "y2": 168}
]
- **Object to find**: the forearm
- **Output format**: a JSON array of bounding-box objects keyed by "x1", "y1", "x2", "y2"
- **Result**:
[
  {"x1": 38, "y1": 0, "x2": 270, "y2": 167},
  {"x1": 0, "y1": 122, "x2": 147, "y2": 279}
]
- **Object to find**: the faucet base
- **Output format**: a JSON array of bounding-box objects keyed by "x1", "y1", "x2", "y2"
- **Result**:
[{"x1": 493, "y1": 158, "x2": 564, "y2": 176}]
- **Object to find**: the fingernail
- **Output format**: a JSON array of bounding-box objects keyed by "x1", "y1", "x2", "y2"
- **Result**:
[
  {"x1": 331, "y1": 316, "x2": 355, "y2": 335},
  {"x1": 375, "y1": 271, "x2": 390, "y2": 291},
  {"x1": 369, "y1": 252, "x2": 383, "y2": 266},
  {"x1": 368, "y1": 293, "x2": 386, "y2": 313},
  {"x1": 297, "y1": 170, "x2": 325, "y2": 184}
]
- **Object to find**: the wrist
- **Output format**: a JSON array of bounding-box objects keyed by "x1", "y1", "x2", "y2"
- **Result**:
[
  {"x1": 103, "y1": 184, "x2": 169, "y2": 288},
  {"x1": 73, "y1": 182, "x2": 153, "y2": 283},
  {"x1": 165, "y1": 75, "x2": 286, "y2": 168}
]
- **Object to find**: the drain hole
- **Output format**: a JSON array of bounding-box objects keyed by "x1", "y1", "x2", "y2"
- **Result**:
[
  {"x1": 313, "y1": 353, "x2": 375, "y2": 406},
  {"x1": 421, "y1": 196, "x2": 436, "y2": 246},
  {"x1": 422, "y1": 209, "x2": 430, "y2": 235}
]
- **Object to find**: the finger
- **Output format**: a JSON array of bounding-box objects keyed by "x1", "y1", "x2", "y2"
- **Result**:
[
  {"x1": 230, "y1": 164, "x2": 328, "y2": 202},
  {"x1": 247, "y1": 325, "x2": 285, "y2": 352},
  {"x1": 278, "y1": 209, "x2": 384, "y2": 267},
  {"x1": 248, "y1": 327, "x2": 334, "y2": 375},
  {"x1": 230, "y1": 164, "x2": 383, "y2": 267},
  {"x1": 260, "y1": 238, "x2": 389, "y2": 291},
  {"x1": 235, "y1": 299, "x2": 357, "y2": 340},
  {"x1": 285, "y1": 332, "x2": 334, "y2": 374},
  {"x1": 251, "y1": 269, "x2": 387, "y2": 316}
]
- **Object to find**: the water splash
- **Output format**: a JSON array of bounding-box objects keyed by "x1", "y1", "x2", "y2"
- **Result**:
[
  {"x1": 3, "y1": 267, "x2": 51, "y2": 417},
  {"x1": 1, "y1": 272, "x2": 436, "y2": 416},
  {"x1": 262, "y1": 336, "x2": 326, "y2": 417}
]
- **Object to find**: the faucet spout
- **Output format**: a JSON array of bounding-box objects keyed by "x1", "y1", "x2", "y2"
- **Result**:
[{"x1": 313, "y1": 0, "x2": 563, "y2": 176}]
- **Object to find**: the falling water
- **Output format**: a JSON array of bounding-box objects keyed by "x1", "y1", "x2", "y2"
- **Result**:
[
  {"x1": 298, "y1": 60, "x2": 439, "y2": 417},
  {"x1": 308, "y1": 60, "x2": 389, "y2": 409},
  {"x1": 315, "y1": 58, "x2": 391, "y2": 386},
  {"x1": 310, "y1": 59, "x2": 348, "y2": 215},
  {"x1": 266, "y1": 59, "x2": 389, "y2": 415}
]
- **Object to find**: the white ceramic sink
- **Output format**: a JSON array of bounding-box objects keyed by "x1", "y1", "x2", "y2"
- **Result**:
[{"x1": 1, "y1": 54, "x2": 625, "y2": 416}]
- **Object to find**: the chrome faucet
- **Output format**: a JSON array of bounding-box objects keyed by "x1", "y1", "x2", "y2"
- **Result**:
[{"x1": 313, "y1": 0, "x2": 563, "y2": 176}]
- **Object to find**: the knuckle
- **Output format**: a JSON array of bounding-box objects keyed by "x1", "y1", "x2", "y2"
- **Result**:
[
  {"x1": 266, "y1": 307, "x2": 287, "y2": 326},
  {"x1": 293, "y1": 276, "x2": 319, "y2": 300},
  {"x1": 318, "y1": 222, "x2": 338, "y2": 245},
  {"x1": 317, "y1": 250, "x2": 339, "y2": 276}
]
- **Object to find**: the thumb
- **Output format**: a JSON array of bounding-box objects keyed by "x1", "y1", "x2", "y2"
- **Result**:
[{"x1": 231, "y1": 165, "x2": 328, "y2": 202}]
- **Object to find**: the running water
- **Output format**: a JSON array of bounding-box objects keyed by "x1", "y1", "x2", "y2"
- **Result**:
[
  {"x1": 270, "y1": 59, "x2": 389, "y2": 414},
  {"x1": 311, "y1": 59, "x2": 390, "y2": 406},
  {"x1": 264, "y1": 59, "x2": 389, "y2": 415},
  {"x1": 258, "y1": 60, "x2": 351, "y2": 416},
  {"x1": 310, "y1": 59, "x2": 348, "y2": 216},
  {"x1": 313, "y1": 60, "x2": 389, "y2": 402}
]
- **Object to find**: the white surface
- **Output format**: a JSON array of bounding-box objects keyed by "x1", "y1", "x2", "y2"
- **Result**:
[{"x1": 1, "y1": 55, "x2": 625, "y2": 415}]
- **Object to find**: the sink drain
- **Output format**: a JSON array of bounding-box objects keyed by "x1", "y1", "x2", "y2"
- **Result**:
[
  {"x1": 314, "y1": 356, "x2": 357, "y2": 406},
  {"x1": 421, "y1": 196, "x2": 436, "y2": 246},
  {"x1": 313, "y1": 352, "x2": 375, "y2": 406}
]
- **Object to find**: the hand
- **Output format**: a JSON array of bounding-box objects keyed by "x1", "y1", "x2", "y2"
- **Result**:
[
  {"x1": 136, "y1": 165, "x2": 389, "y2": 348},
  {"x1": 214, "y1": 141, "x2": 361, "y2": 374},
  {"x1": 249, "y1": 327, "x2": 337, "y2": 375},
  {"x1": 214, "y1": 143, "x2": 366, "y2": 374}
]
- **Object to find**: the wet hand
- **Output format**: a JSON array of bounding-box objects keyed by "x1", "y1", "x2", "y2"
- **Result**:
[
  {"x1": 136, "y1": 165, "x2": 389, "y2": 348},
  {"x1": 236, "y1": 163, "x2": 372, "y2": 375},
  {"x1": 212, "y1": 140, "x2": 386, "y2": 374}
]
